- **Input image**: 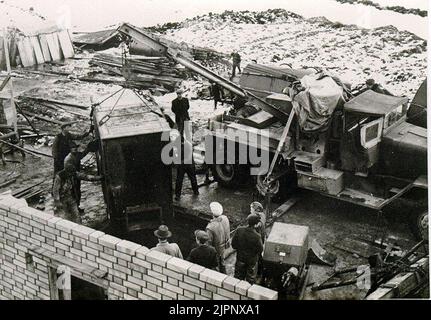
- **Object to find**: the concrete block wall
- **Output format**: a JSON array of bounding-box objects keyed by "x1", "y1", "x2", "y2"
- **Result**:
[{"x1": 0, "y1": 195, "x2": 277, "y2": 300}]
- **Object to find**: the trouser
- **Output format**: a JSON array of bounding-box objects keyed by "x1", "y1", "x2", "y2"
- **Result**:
[
  {"x1": 55, "y1": 196, "x2": 81, "y2": 224},
  {"x1": 217, "y1": 248, "x2": 226, "y2": 274},
  {"x1": 232, "y1": 64, "x2": 241, "y2": 77},
  {"x1": 234, "y1": 259, "x2": 258, "y2": 284},
  {"x1": 175, "y1": 165, "x2": 199, "y2": 197}
]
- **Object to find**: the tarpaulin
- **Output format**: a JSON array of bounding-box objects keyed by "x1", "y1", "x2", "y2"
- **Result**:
[{"x1": 292, "y1": 73, "x2": 344, "y2": 133}]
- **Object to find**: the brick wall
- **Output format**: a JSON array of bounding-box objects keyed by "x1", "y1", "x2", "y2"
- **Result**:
[{"x1": 0, "y1": 194, "x2": 277, "y2": 300}]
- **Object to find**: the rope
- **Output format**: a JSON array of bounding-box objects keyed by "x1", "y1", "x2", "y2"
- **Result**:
[{"x1": 98, "y1": 89, "x2": 126, "y2": 126}]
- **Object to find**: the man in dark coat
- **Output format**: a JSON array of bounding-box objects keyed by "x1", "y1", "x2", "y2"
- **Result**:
[
  {"x1": 210, "y1": 82, "x2": 224, "y2": 110},
  {"x1": 231, "y1": 213, "x2": 263, "y2": 284},
  {"x1": 357, "y1": 79, "x2": 394, "y2": 96},
  {"x1": 187, "y1": 230, "x2": 218, "y2": 270},
  {"x1": 171, "y1": 89, "x2": 190, "y2": 136},
  {"x1": 172, "y1": 133, "x2": 199, "y2": 201},
  {"x1": 230, "y1": 51, "x2": 242, "y2": 78},
  {"x1": 52, "y1": 123, "x2": 92, "y2": 175}
]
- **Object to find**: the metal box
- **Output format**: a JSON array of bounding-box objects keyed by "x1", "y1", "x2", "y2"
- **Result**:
[
  {"x1": 297, "y1": 167, "x2": 344, "y2": 195},
  {"x1": 94, "y1": 89, "x2": 172, "y2": 233},
  {"x1": 263, "y1": 222, "x2": 309, "y2": 267}
]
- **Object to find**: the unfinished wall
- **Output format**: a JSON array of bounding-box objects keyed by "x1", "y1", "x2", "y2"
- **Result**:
[{"x1": 0, "y1": 194, "x2": 277, "y2": 300}]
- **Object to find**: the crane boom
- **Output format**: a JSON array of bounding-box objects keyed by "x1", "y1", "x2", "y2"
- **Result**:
[{"x1": 117, "y1": 23, "x2": 290, "y2": 122}]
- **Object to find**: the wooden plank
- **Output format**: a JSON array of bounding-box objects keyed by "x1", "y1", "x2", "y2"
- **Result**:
[
  {"x1": 18, "y1": 38, "x2": 35, "y2": 67},
  {"x1": 57, "y1": 30, "x2": 74, "y2": 58},
  {"x1": 38, "y1": 34, "x2": 52, "y2": 61},
  {"x1": 46, "y1": 33, "x2": 62, "y2": 61},
  {"x1": 30, "y1": 36, "x2": 45, "y2": 64},
  {"x1": 0, "y1": 36, "x2": 5, "y2": 70},
  {"x1": 366, "y1": 258, "x2": 429, "y2": 299}
]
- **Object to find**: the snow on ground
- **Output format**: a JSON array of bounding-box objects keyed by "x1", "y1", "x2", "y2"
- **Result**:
[{"x1": 162, "y1": 10, "x2": 427, "y2": 99}]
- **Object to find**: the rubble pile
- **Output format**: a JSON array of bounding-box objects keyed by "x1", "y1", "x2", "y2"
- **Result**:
[
  {"x1": 88, "y1": 53, "x2": 186, "y2": 91},
  {"x1": 334, "y1": 0, "x2": 427, "y2": 17},
  {"x1": 161, "y1": 9, "x2": 427, "y2": 99}
]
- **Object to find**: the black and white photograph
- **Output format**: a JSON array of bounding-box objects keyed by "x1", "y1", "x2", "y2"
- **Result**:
[{"x1": 0, "y1": 0, "x2": 429, "y2": 304}]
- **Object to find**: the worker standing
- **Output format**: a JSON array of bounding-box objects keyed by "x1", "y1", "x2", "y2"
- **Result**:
[
  {"x1": 206, "y1": 202, "x2": 231, "y2": 273},
  {"x1": 151, "y1": 225, "x2": 183, "y2": 259},
  {"x1": 230, "y1": 51, "x2": 242, "y2": 79},
  {"x1": 173, "y1": 133, "x2": 199, "y2": 201},
  {"x1": 251, "y1": 201, "x2": 266, "y2": 242},
  {"x1": 171, "y1": 89, "x2": 191, "y2": 137},
  {"x1": 231, "y1": 213, "x2": 263, "y2": 284},
  {"x1": 52, "y1": 122, "x2": 93, "y2": 175},
  {"x1": 210, "y1": 81, "x2": 224, "y2": 110},
  {"x1": 52, "y1": 161, "x2": 102, "y2": 223},
  {"x1": 187, "y1": 230, "x2": 218, "y2": 270}
]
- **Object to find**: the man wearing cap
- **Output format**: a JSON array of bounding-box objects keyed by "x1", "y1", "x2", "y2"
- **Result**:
[
  {"x1": 357, "y1": 79, "x2": 393, "y2": 96},
  {"x1": 231, "y1": 213, "x2": 263, "y2": 284},
  {"x1": 206, "y1": 202, "x2": 231, "y2": 273},
  {"x1": 171, "y1": 89, "x2": 191, "y2": 136},
  {"x1": 187, "y1": 230, "x2": 218, "y2": 270},
  {"x1": 151, "y1": 225, "x2": 183, "y2": 259},
  {"x1": 53, "y1": 161, "x2": 102, "y2": 223},
  {"x1": 52, "y1": 123, "x2": 93, "y2": 175},
  {"x1": 251, "y1": 202, "x2": 266, "y2": 242}
]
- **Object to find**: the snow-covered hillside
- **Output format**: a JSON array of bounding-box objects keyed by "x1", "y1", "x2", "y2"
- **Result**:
[{"x1": 160, "y1": 9, "x2": 427, "y2": 99}]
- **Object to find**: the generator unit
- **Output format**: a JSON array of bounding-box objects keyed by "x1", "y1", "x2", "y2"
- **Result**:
[
  {"x1": 93, "y1": 89, "x2": 172, "y2": 235},
  {"x1": 263, "y1": 222, "x2": 310, "y2": 299}
]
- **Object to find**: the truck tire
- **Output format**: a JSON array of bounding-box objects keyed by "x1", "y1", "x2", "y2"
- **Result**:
[
  {"x1": 410, "y1": 210, "x2": 428, "y2": 241},
  {"x1": 212, "y1": 164, "x2": 249, "y2": 188}
]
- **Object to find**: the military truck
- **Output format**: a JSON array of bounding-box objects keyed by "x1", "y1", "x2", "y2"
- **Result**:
[{"x1": 206, "y1": 65, "x2": 428, "y2": 240}]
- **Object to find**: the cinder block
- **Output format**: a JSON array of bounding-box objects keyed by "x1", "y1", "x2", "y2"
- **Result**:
[
  {"x1": 131, "y1": 257, "x2": 151, "y2": 269},
  {"x1": 235, "y1": 280, "x2": 252, "y2": 296},
  {"x1": 46, "y1": 217, "x2": 62, "y2": 228},
  {"x1": 184, "y1": 275, "x2": 206, "y2": 289},
  {"x1": 100, "y1": 252, "x2": 118, "y2": 264},
  {"x1": 86, "y1": 241, "x2": 103, "y2": 251},
  {"x1": 135, "y1": 246, "x2": 150, "y2": 259},
  {"x1": 96, "y1": 257, "x2": 113, "y2": 269},
  {"x1": 113, "y1": 250, "x2": 133, "y2": 262},
  {"x1": 162, "y1": 282, "x2": 183, "y2": 295},
  {"x1": 222, "y1": 276, "x2": 241, "y2": 292},
  {"x1": 89, "y1": 230, "x2": 105, "y2": 243},
  {"x1": 205, "y1": 283, "x2": 218, "y2": 293},
  {"x1": 179, "y1": 281, "x2": 200, "y2": 294},
  {"x1": 188, "y1": 264, "x2": 205, "y2": 279},
  {"x1": 157, "y1": 287, "x2": 177, "y2": 299},
  {"x1": 137, "y1": 292, "x2": 156, "y2": 300},
  {"x1": 129, "y1": 261, "x2": 149, "y2": 274},
  {"x1": 123, "y1": 281, "x2": 141, "y2": 292},
  {"x1": 127, "y1": 275, "x2": 147, "y2": 288},
  {"x1": 116, "y1": 240, "x2": 141, "y2": 255},
  {"x1": 110, "y1": 282, "x2": 128, "y2": 294},
  {"x1": 72, "y1": 225, "x2": 95, "y2": 240},
  {"x1": 126, "y1": 290, "x2": 139, "y2": 299},
  {"x1": 98, "y1": 234, "x2": 122, "y2": 249},
  {"x1": 142, "y1": 274, "x2": 162, "y2": 287},
  {"x1": 167, "y1": 257, "x2": 193, "y2": 274},
  {"x1": 24, "y1": 207, "x2": 53, "y2": 223},
  {"x1": 70, "y1": 248, "x2": 86, "y2": 258},
  {"x1": 247, "y1": 285, "x2": 278, "y2": 300},
  {"x1": 147, "y1": 270, "x2": 167, "y2": 282},
  {"x1": 212, "y1": 293, "x2": 231, "y2": 300},
  {"x1": 217, "y1": 287, "x2": 240, "y2": 300},
  {"x1": 178, "y1": 294, "x2": 192, "y2": 300},
  {"x1": 183, "y1": 289, "x2": 195, "y2": 299},
  {"x1": 199, "y1": 268, "x2": 227, "y2": 287},
  {"x1": 145, "y1": 250, "x2": 172, "y2": 267},
  {"x1": 112, "y1": 263, "x2": 132, "y2": 275},
  {"x1": 57, "y1": 237, "x2": 72, "y2": 247},
  {"x1": 141, "y1": 288, "x2": 161, "y2": 300},
  {"x1": 195, "y1": 295, "x2": 210, "y2": 300},
  {"x1": 0, "y1": 197, "x2": 27, "y2": 213},
  {"x1": 82, "y1": 245, "x2": 99, "y2": 257},
  {"x1": 55, "y1": 219, "x2": 79, "y2": 233}
]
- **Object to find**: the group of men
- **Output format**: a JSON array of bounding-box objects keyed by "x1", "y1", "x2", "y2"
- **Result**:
[
  {"x1": 150, "y1": 201, "x2": 267, "y2": 284},
  {"x1": 51, "y1": 122, "x2": 102, "y2": 223}
]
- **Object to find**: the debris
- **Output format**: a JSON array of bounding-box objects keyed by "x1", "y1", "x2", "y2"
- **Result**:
[{"x1": 307, "y1": 239, "x2": 337, "y2": 267}]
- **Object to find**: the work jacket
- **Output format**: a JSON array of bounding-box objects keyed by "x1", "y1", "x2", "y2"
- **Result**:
[
  {"x1": 206, "y1": 216, "x2": 230, "y2": 256},
  {"x1": 187, "y1": 244, "x2": 218, "y2": 270},
  {"x1": 231, "y1": 226, "x2": 263, "y2": 264},
  {"x1": 171, "y1": 97, "x2": 191, "y2": 125},
  {"x1": 152, "y1": 242, "x2": 183, "y2": 259},
  {"x1": 52, "y1": 170, "x2": 99, "y2": 202},
  {"x1": 52, "y1": 131, "x2": 89, "y2": 173}
]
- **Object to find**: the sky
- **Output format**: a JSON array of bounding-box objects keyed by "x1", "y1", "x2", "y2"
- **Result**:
[{"x1": 2, "y1": 0, "x2": 429, "y2": 38}]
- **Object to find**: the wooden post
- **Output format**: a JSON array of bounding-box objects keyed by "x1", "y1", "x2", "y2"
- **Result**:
[{"x1": 2, "y1": 30, "x2": 18, "y2": 135}]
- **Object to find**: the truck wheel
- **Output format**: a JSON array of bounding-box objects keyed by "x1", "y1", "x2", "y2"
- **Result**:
[
  {"x1": 410, "y1": 210, "x2": 428, "y2": 241},
  {"x1": 212, "y1": 164, "x2": 249, "y2": 188}
]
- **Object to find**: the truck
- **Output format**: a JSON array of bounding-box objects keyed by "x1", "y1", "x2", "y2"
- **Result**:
[{"x1": 116, "y1": 23, "x2": 428, "y2": 241}]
